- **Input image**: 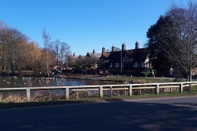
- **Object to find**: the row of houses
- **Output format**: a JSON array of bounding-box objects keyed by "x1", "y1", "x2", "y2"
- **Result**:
[
  {"x1": 99, "y1": 42, "x2": 150, "y2": 72},
  {"x1": 69, "y1": 41, "x2": 151, "y2": 75}
]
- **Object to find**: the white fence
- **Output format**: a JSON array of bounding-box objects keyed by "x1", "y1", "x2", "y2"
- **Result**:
[{"x1": 0, "y1": 82, "x2": 197, "y2": 101}]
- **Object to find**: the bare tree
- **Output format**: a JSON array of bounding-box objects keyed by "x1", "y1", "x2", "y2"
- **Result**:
[
  {"x1": 67, "y1": 55, "x2": 75, "y2": 67},
  {"x1": 10, "y1": 29, "x2": 27, "y2": 74},
  {"x1": 42, "y1": 29, "x2": 51, "y2": 76},
  {"x1": 50, "y1": 39, "x2": 70, "y2": 67},
  {"x1": 0, "y1": 21, "x2": 27, "y2": 75},
  {"x1": 165, "y1": 1, "x2": 197, "y2": 81},
  {"x1": 0, "y1": 21, "x2": 9, "y2": 73},
  {"x1": 0, "y1": 21, "x2": 57, "y2": 76}
]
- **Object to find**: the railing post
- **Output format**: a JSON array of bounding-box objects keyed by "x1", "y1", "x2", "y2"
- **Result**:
[
  {"x1": 26, "y1": 88, "x2": 30, "y2": 101},
  {"x1": 179, "y1": 83, "x2": 183, "y2": 93},
  {"x1": 129, "y1": 85, "x2": 132, "y2": 96},
  {"x1": 110, "y1": 86, "x2": 113, "y2": 97},
  {"x1": 66, "y1": 87, "x2": 69, "y2": 100},
  {"x1": 189, "y1": 83, "x2": 192, "y2": 93},
  {"x1": 155, "y1": 84, "x2": 159, "y2": 94},
  {"x1": 76, "y1": 89, "x2": 78, "y2": 99},
  {"x1": 124, "y1": 89, "x2": 126, "y2": 96},
  {"x1": 99, "y1": 86, "x2": 103, "y2": 98}
]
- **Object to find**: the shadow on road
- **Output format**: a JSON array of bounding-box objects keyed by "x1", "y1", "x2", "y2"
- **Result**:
[{"x1": 0, "y1": 98, "x2": 197, "y2": 131}]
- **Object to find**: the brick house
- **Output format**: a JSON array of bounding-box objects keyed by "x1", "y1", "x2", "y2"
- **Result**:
[{"x1": 98, "y1": 41, "x2": 151, "y2": 75}]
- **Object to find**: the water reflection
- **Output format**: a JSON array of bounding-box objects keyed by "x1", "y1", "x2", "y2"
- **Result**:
[{"x1": 0, "y1": 76, "x2": 119, "y2": 88}]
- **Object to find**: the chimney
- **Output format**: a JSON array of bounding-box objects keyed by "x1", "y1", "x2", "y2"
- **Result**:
[
  {"x1": 102, "y1": 47, "x2": 105, "y2": 53},
  {"x1": 122, "y1": 43, "x2": 126, "y2": 51},
  {"x1": 112, "y1": 45, "x2": 115, "y2": 52},
  {"x1": 93, "y1": 49, "x2": 95, "y2": 54},
  {"x1": 135, "y1": 41, "x2": 139, "y2": 49},
  {"x1": 73, "y1": 53, "x2": 75, "y2": 56}
]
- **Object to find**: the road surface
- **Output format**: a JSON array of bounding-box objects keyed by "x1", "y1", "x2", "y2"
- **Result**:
[{"x1": 0, "y1": 96, "x2": 197, "y2": 131}]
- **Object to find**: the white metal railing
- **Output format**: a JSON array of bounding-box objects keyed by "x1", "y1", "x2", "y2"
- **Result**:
[{"x1": 0, "y1": 82, "x2": 197, "y2": 101}]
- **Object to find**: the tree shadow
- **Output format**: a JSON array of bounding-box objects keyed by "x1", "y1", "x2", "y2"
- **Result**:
[{"x1": 0, "y1": 98, "x2": 197, "y2": 131}]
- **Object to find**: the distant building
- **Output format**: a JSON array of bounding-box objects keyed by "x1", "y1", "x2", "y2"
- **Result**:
[
  {"x1": 98, "y1": 41, "x2": 151, "y2": 75},
  {"x1": 67, "y1": 49, "x2": 101, "y2": 68},
  {"x1": 85, "y1": 49, "x2": 101, "y2": 59},
  {"x1": 85, "y1": 49, "x2": 101, "y2": 68}
]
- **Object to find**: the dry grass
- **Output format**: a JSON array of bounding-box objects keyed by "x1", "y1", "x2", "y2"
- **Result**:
[
  {"x1": 32, "y1": 91, "x2": 65, "y2": 101},
  {"x1": 0, "y1": 91, "x2": 65, "y2": 103},
  {"x1": 0, "y1": 93, "x2": 26, "y2": 103}
]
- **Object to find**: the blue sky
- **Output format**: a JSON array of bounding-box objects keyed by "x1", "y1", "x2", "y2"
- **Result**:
[{"x1": 0, "y1": 0, "x2": 189, "y2": 55}]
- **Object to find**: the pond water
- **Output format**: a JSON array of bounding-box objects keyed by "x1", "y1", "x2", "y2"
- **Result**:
[{"x1": 0, "y1": 76, "x2": 120, "y2": 88}]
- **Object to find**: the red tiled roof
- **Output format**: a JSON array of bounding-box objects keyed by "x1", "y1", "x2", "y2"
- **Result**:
[{"x1": 102, "y1": 52, "x2": 110, "y2": 58}]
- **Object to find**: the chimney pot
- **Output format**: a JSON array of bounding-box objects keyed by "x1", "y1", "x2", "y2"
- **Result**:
[
  {"x1": 122, "y1": 43, "x2": 126, "y2": 51},
  {"x1": 112, "y1": 45, "x2": 115, "y2": 52},
  {"x1": 135, "y1": 41, "x2": 139, "y2": 49},
  {"x1": 102, "y1": 47, "x2": 105, "y2": 53}
]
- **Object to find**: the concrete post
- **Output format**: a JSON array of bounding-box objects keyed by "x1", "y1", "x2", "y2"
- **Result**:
[
  {"x1": 179, "y1": 83, "x2": 183, "y2": 93},
  {"x1": 124, "y1": 89, "x2": 126, "y2": 96},
  {"x1": 99, "y1": 86, "x2": 103, "y2": 98},
  {"x1": 66, "y1": 87, "x2": 69, "y2": 100},
  {"x1": 26, "y1": 88, "x2": 30, "y2": 101},
  {"x1": 129, "y1": 85, "x2": 132, "y2": 96},
  {"x1": 110, "y1": 86, "x2": 113, "y2": 97},
  {"x1": 156, "y1": 84, "x2": 159, "y2": 94}
]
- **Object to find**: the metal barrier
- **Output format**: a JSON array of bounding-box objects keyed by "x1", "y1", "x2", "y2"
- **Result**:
[{"x1": 0, "y1": 82, "x2": 197, "y2": 101}]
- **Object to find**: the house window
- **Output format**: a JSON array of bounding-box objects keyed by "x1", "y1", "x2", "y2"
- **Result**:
[
  {"x1": 133, "y1": 62, "x2": 138, "y2": 67},
  {"x1": 115, "y1": 63, "x2": 119, "y2": 68},
  {"x1": 127, "y1": 58, "x2": 133, "y2": 62},
  {"x1": 104, "y1": 60, "x2": 109, "y2": 63},
  {"x1": 141, "y1": 62, "x2": 145, "y2": 67},
  {"x1": 109, "y1": 63, "x2": 113, "y2": 68}
]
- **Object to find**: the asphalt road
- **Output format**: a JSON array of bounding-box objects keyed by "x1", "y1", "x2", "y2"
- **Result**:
[{"x1": 0, "y1": 96, "x2": 197, "y2": 131}]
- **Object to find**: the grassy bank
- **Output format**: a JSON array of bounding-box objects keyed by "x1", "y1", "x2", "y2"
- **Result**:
[{"x1": 66, "y1": 74, "x2": 177, "y2": 83}]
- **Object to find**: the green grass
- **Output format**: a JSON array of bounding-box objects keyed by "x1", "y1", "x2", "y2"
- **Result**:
[{"x1": 104, "y1": 75, "x2": 176, "y2": 83}]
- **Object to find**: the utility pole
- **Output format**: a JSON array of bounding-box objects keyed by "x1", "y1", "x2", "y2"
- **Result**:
[{"x1": 120, "y1": 51, "x2": 122, "y2": 75}]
